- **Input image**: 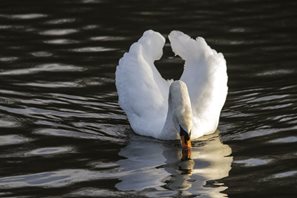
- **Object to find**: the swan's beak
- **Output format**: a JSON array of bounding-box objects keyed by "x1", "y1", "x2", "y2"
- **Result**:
[{"x1": 180, "y1": 127, "x2": 192, "y2": 160}]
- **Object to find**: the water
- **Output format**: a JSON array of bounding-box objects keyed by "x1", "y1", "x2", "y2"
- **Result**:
[{"x1": 0, "y1": 0, "x2": 296, "y2": 197}]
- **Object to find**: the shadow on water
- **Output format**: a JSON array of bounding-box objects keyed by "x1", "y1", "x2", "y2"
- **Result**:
[{"x1": 116, "y1": 132, "x2": 232, "y2": 197}]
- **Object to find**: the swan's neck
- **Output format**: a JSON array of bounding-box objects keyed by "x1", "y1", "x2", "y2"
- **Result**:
[{"x1": 160, "y1": 80, "x2": 192, "y2": 140}]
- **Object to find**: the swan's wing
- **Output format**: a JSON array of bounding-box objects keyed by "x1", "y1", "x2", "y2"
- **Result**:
[
  {"x1": 169, "y1": 31, "x2": 228, "y2": 136},
  {"x1": 115, "y1": 30, "x2": 171, "y2": 138}
]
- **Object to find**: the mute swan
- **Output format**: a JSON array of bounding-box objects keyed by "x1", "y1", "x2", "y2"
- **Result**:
[{"x1": 115, "y1": 30, "x2": 228, "y2": 149}]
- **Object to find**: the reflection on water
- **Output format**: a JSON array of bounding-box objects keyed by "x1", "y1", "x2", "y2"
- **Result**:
[{"x1": 117, "y1": 132, "x2": 232, "y2": 197}]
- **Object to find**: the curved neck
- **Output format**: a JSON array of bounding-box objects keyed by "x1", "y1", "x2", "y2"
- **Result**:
[{"x1": 160, "y1": 81, "x2": 192, "y2": 140}]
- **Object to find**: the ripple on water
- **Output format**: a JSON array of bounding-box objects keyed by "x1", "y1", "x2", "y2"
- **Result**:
[
  {"x1": 0, "y1": 63, "x2": 85, "y2": 76},
  {"x1": 0, "y1": 13, "x2": 47, "y2": 20},
  {"x1": 17, "y1": 81, "x2": 83, "y2": 88},
  {"x1": 247, "y1": 93, "x2": 288, "y2": 103},
  {"x1": 44, "y1": 18, "x2": 76, "y2": 25},
  {"x1": 261, "y1": 170, "x2": 297, "y2": 182},
  {"x1": 0, "y1": 169, "x2": 121, "y2": 188},
  {"x1": 88, "y1": 161, "x2": 119, "y2": 169},
  {"x1": 90, "y1": 36, "x2": 127, "y2": 41},
  {"x1": 31, "y1": 51, "x2": 53, "y2": 57},
  {"x1": 0, "y1": 135, "x2": 31, "y2": 146},
  {"x1": 270, "y1": 171, "x2": 297, "y2": 179},
  {"x1": 25, "y1": 146, "x2": 74, "y2": 157},
  {"x1": 82, "y1": 25, "x2": 99, "y2": 30},
  {"x1": 67, "y1": 188, "x2": 130, "y2": 197},
  {"x1": 39, "y1": 29, "x2": 79, "y2": 36},
  {"x1": 17, "y1": 77, "x2": 105, "y2": 88},
  {"x1": 0, "y1": 57, "x2": 19, "y2": 62},
  {"x1": 33, "y1": 128, "x2": 100, "y2": 140},
  {"x1": 72, "y1": 46, "x2": 117, "y2": 52},
  {"x1": 267, "y1": 136, "x2": 297, "y2": 144},
  {"x1": 0, "y1": 25, "x2": 13, "y2": 30},
  {"x1": 44, "y1": 39, "x2": 79, "y2": 45},
  {"x1": 228, "y1": 128, "x2": 277, "y2": 141},
  {"x1": 34, "y1": 124, "x2": 127, "y2": 143},
  {"x1": 0, "y1": 117, "x2": 20, "y2": 128},
  {"x1": 0, "y1": 89, "x2": 34, "y2": 97},
  {"x1": 81, "y1": 0, "x2": 104, "y2": 3},
  {"x1": 256, "y1": 69, "x2": 295, "y2": 77},
  {"x1": 234, "y1": 158, "x2": 273, "y2": 167}
]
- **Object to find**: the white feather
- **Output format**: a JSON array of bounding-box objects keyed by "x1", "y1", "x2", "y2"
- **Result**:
[
  {"x1": 115, "y1": 30, "x2": 228, "y2": 140},
  {"x1": 169, "y1": 30, "x2": 228, "y2": 138},
  {"x1": 115, "y1": 30, "x2": 172, "y2": 139}
]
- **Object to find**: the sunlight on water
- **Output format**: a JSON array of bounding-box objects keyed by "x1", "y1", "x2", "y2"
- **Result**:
[
  {"x1": 0, "y1": 63, "x2": 85, "y2": 76},
  {"x1": 0, "y1": 117, "x2": 20, "y2": 128},
  {"x1": 34, "y1": 128, "x2": 102, "y2": 139},
  {"x1": 0, "y1": 13, "x2": 47, "y2": 20},
  {"x1": 116, "y1": 133, "x2": 232, "y2": 197},
  {"x1": 234, "y1": 158, "x2": 273, "y2": 167},
  {"x1": 90, "y1": 36, "x2": 126, "y2": 41},
  {"x1": 44, "y1": 18, "x2": 76, "y2": 25},
  {"x1": 0, "y1": 57, "x2": 19, "y2": 62},
  {"x1": 268, "y1": 136, "x2": 297, "y2": 144},
  {"x1": 72, "y1": 46, "x2": 117, "y2": 52},
  {"x1": 0, "y1": 135, "x2": 32, "y2": 146},
  {"x1": 25, "y1": 146, "x2": 75, "y2": 157},
  {"x1": 44, "y1": 39, "x2": 80, "y2": 45},
  {"x1": 0, "y1": 169, "x2": 112, "y2": 188},
  {"x1": 31, "y1": 51, "x2": 53, "y2": 57},
  {"x1": 39, "y1": 29, "x2": 79, "y2": 36}
]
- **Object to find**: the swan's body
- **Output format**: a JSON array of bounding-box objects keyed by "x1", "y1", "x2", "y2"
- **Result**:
[{"x1": 115, "y1": 30, "x2": 227, "y2": 140}]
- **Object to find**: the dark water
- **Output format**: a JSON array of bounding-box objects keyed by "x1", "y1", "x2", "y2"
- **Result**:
[{"x1": 0, "y1": 0, "x2": 296, "y2": 197}]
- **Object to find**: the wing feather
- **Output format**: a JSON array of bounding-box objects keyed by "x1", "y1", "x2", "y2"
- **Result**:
[
  {"x1": 115, "y1": 30, "x2": 171, "y2": 138},
  {"x1": 169, "y1": 31, "x2": 228, "y2": 137}
]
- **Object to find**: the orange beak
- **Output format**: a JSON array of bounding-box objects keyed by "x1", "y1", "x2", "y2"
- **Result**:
[{"x1": 180, "y1": 135, "x2": 192, "y2": 160}]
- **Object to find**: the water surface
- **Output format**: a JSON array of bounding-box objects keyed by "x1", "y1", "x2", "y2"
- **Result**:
[{"x1": 0, "y1": 0, "x2": 296, "y2": 197}]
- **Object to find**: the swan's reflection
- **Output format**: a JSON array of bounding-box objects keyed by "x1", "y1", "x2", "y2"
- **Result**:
[{"x1": 116, "y1": 131, "x2": 232, "y2": 197}]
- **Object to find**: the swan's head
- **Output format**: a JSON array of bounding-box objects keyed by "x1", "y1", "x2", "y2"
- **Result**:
[{"x1": 169, "y1": 81, "x2": 193, "y2": 158}]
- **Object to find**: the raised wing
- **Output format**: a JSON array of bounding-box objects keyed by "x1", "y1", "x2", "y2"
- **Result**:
[
  {"x1": 169, "y1": 31, "x2": 228, "y2": 136},
  {"x1": 115, "y1": 30, "x2": 171, "y2": 138}
]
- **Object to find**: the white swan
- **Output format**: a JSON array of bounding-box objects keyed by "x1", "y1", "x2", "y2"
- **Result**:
[{"x1": 115, "y1": 30, "x2": 228, "y2": 146}]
